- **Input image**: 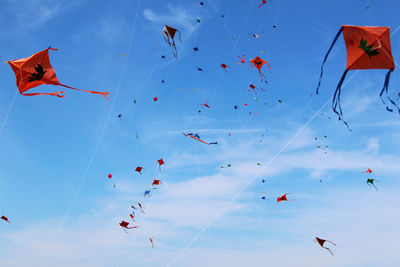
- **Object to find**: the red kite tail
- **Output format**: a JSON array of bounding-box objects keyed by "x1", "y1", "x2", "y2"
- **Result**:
[
  {"x1": 22, "y1": 91, "x2": 65, "y2": 98},
  {"x1": 59, "y1": 84, "x2": 110, "y2": 100}
]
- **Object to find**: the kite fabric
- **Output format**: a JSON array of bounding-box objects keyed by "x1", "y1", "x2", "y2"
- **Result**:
[
  {"x1": 315, "y1": 237, "x2": 336, "y2": 255},
  {"x1": 162, "y1": 25, "x2": 181, "y2": 59},
  {"x1": 1, "y1": 216, "x2": 11, "y2": 224},
  {"x1": 362, "y1": 168, "x2": 373, "y2": 174},
  {"x1": 8, "y1": 48, "x2": 109, "y2": 99},
  {"x1": 315, "y1": 25, "x2": 398, "y2": 129}
]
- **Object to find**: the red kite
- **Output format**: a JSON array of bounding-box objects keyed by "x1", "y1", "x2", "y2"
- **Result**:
[
  {"x1": 362, "y1": 168, "x2": 373, "y2": 174},
  {"x1": 258, "y1": 0, "x2": 267, "y2": 8},
  {"x1": 250, "y1": 56, "x2": 271, "y2": 79},
  {"x1": 221, "y1": 63, "x2": 231, "y2": 72},
  {"x1": 135, "y1": 167, "x2": 143, "y2": 174},
  {"x1": 152, "y1": 179, "x2": 162, "y2": 186},
  {"x1": 119, "y1": 220, "x2": 139, "y2": 232},
  {"x1": 315, "y1": 237, "x2": 336, "y2": 255},
  {"x1": 157, "y1": 158, "x2": 165, "y2": 171},
  {"x1": 1, "y1": 216, "x2": 11, "y2": 224},
  {"x1": 162, "y1": 25, "x2": 181, "y2": 59},
  {"x1": 129, "y1": 213, "x2": 135, "y2": 220},
  {"x1": 8, "y1": 48, "x2": 109, "y2": 99},
  {"x1": 153, "y1": 97, "x2": 158, "y2": 102},
  {"x1": 150, "y1": 236, "x2": 154, "y2": 248},
  {"x1": 238, "y1": 55, "x2": 246, "y2": 63},
  {"x1": 201, "y1": 100, "x2": 210, "y2": 108},
  {"x1": 107, "y1": 173, "x2": 112, "y2": 179},
  {"x1": 316, "y1": 25, "x2": 398, "y2": 129},
  {"x1": 277, "y1": 193, "x2": 293, "y2": 203}
]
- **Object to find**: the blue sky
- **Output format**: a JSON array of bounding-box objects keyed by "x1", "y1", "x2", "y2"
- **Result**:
[{"x1": 1, "y1": 0, "x2": 400, "y2": 266}]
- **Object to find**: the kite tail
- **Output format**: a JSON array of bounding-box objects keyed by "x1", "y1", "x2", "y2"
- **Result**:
[
  {"x1": 22, "y1": 91, "x2": 65, "y2": 98},
  {"x1": 324, "y1": 247, "x2": 334, "y2": 255},
  {"x1": 59, "y1": 83, "x2": 110, "y2": 100},
  {"x1": 332, "y1": 69, "x2": 352, "y2": 131},
  {"x1": 379, "y1": 69, "x2": 400, "y2": 114},
  {"x1": 316, "y1": 28, "x2": 343, "y2": 95}
]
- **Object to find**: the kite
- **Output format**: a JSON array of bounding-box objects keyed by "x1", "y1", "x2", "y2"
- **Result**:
[
  {"x1": 8, "y1": 48, "x2": 109, "y2": 99},
  {"x1": 183, "y1": 132, "x2": 208, "y2": 144},
  {"x1": 153, "y1": 97, "x2": 158, "y2": 102},
  {"x1": 144, "y1": 189, "x2": 151, "y2": 197},
  {"x1": 129, "y1": 213, "x2": 135, "y2": 221},
  {"x1": 316, "y1": 25, "x2": 398, "y2": 129},
  {"x1": 196, "y1": 19, "x2": 201, "y2": 23},
  {"x1": 201, "y1": 100, "x2": 210, "y2": 108},
  {"x1": 135, "y1": 167, "x2": 144, "y2": 174},
  {"x1": 250, "y1": 56, "x2": 271, "y2": 79},
  {"x1": 367, "y1": 178, "x2": 380, "y2": 190},
  {"x1": 1, "y1": 216, "x2": 11, "y2": 224},
  {"x1": 277, "y1": 193, "x2": 293, "y2": 203},
  {"x1": 315, "y1": 237, "x2": 336, "y2": 255},
  {"x1": 238, "y1": 55, "x2": 246, "y2": 63},
  {"x1": 252, "y1": 34, "x2": 262, "y2": 39},
  {"x1": 152, "y1": 179, "x2": 162, "y2": 186},
  {"x1": 193, "y1": 47, "x2": 199, "y2": 53},
  {"x1": 150, "y1": 236, "x2": 154, "y2": 248},
  {"x1": 200, "y1": 2, "x2": 204, "y2": 6},
  {"x1": 137, "y1": 202, "x2": 145, "y2": 214},
  {"x1": 362, "y1": 168, "x2": 373, "y2": 174},
  {"x1": 107, "y1": 173, "x2": 112, "y2": 179},
  {"x1": 162, "y1": 25, "x2": 181, "y2": 59},
  {"x1": 258, "y1": 0, "x2": 267, "y2": 8},
  {"x1": 119, "y1": 220, "x2": 139, "y2": 233},
  {"x1": 221, "y1": 63, "x2": 231, "y2": 72},
  {"x1": 157, "y1": 158, "x2": 165, "y2": 171},
  {"x1": 117, "y1": 114, "x2": 122, "y2": 122},
  {"x1": 196, "y1": 67, "x2": 203, "y2": 72}
]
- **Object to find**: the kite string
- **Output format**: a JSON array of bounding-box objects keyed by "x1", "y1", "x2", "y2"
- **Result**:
[
  {"x1": 41, "y1": 0, "x2": 142, "y2": 263},
  {"x1": 165, "y1": 70, "x2": 361, "y2": 267},
  {"x1": 0, "y1": 90, "x2": 18, "y2": 139}
]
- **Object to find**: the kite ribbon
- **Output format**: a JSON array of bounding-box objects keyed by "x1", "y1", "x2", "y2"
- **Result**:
[
  {"x1": 316, "y1": 28, "x2": 343, "y2": 95},
  {"x1": 183, "y1": 133, "x2": 209, "y2": 144},
  {"x1": 332, "y1": 69, "x2": 351, "y2": 131},
  {"x1": 379, "y1": 69, "x2": 400, "y2": 114}
]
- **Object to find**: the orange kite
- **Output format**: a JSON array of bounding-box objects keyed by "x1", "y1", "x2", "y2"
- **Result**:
[
  {"x1": 8, "y1": 48, "x2": 109, "y2": 99},
  {"x1": 316, "y1": 25, "x2": 397, "y2": 128}
]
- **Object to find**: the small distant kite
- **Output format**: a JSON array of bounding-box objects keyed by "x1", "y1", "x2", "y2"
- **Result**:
[
  {"x1": 367, "y1": 178, "x2": 380, "y2": 190},
  {"x1": 153, "y1": 97, "x2": 158, "y2": 102},
  {"x1": 8, "y1": 48, "x2": 109, "y2": 99},
  {"x1": 144, "y1": 189, "x2": 151, "y2": 197},
  {"x1": 221, "y1": 63, "x2": 231, "y2": 72},
  {"x1": 157, "y1": 158, "x2": 165, "y2": 171},
  {"x1": 119, "y1": 220, "x2": 139, "y2": 233},
  {"x1": 107, "y1": 173, "x2": 112, "y2": 179},
  {"x1": 183, "y1": 132, "x2": 208, "y2": 144},
  {"x1": 316, "y1": 25, "x2": 398, "y2": 129},
  {"x1": 162, "y1": 25, "x2": 181, "y2": 59},
  {"x1": 135, "y1": 167, "x2": 144, "y2": 174},
  {"x1": 315, "y1": 237, "x2": 336, "y2": 255},
  {"x1": 362, "y1": 168, "x2": 373, "y2": 174},
  {"x1": 150, "y1": 236, "x2": 155, "y2": 248},
  {"x1": 201, "y1": 100, "x2": 210, "y2": 108},
  {"x1": 238, "y1": 55, "x2": 246, "y2": 63},
  {"x1": 137, "y1": 202, "x2": 145, "y2": 214},
  {"x1": 152, "y1": 179, "x2": 162, "y2": 186},
  {"x1": 250, "y1": 56, "x2": 271, "y2": 79},
  {"x1": 1, "y1": 216, "x2": 11, "y2": 224},
  {"x1": 257, "y1": 0, "x2": 267, "y2": 8},
  {"x1": 277, "y1": 193, "x2": 293, "y2": 203},
  {"x1": 193, "y1": 47, "x2": 199, "y2": 53},
  {"x1": 129, "y1": 213, "x2": 135, "y2": 221}
]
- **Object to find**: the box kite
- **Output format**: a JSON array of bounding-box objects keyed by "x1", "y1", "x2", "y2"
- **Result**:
[
  {"x1": 8, "y1": 48, "x2": 109, "y2": 99},
  {"x1": 316, "y1": 25, "x2": 398, "y2": 128},
  {"x1": 162, "y1": 25, "x2": 181, "y2": 59}
]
